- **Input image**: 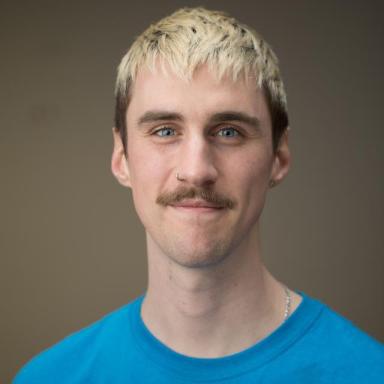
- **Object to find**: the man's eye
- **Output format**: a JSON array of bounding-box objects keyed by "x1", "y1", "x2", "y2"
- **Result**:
[
  {"x1": 217, "y1": 127, "x2": 240, "y2": 137},
  {"x1": 154, "y1": 127, "x2": 175, "y2": 137}
]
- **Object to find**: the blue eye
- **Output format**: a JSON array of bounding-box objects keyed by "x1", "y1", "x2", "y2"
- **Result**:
[
  {"x1": 217, "y1": 127, "x2": 239, "y2": 137},
  {"x1": 155, "y1": 127, "x2": 175, "y2": 137}
]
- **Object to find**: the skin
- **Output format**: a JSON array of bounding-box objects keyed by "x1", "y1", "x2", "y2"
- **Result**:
[{"x1": 111, "y1": 64, "x2": 302, "y2": 358}]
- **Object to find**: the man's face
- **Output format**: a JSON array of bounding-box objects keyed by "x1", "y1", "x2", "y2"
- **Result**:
[{"x1": 112, "y1": 64, "x2": 290, "y2": 268}]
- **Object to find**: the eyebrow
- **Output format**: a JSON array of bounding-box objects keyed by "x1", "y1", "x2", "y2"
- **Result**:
[
  {"x1": 137, "y1": 110, "x2": 261, "y2": 131},
  {"x1": 137, "y1": 111, "x2": 184, "y2": 126},
  {"x1": 209, "y1": 111, "x2": 261, "y2": 130}
]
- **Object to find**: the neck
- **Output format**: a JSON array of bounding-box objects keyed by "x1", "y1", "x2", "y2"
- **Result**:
[{"x1": 141, "y1": 231, "x2": 298, "y2": 358}]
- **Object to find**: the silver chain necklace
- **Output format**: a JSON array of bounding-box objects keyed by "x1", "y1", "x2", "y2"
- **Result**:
[{"x1": 283, "y1": 286, "x2": 292, "y2": 322}]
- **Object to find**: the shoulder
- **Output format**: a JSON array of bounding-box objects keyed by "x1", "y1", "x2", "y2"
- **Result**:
[
  {"x1": 299, "y1": 294, "x2": 384, "y2": 381},
  {"x1": 314, "y1": 299, "x2": 383, "y2": 353},
  {"x1": 13, "y1": 297, "x2": 142, "y2": 384}
]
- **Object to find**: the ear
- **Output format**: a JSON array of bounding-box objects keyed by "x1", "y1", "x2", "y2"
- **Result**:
[
  {"x1": 111, "y1": 128, "x2": 131, "y2": 188},
  {"x1": 270, "y1": 128, "x2": 291, "y2": 187}
]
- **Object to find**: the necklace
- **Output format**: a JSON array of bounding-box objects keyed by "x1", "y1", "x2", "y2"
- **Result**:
[{"x1": 283, "y1": 286, "x2": 292, "y2": 321}]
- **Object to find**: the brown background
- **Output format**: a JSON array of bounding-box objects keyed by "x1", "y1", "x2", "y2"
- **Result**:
[{"x1": 2, "y1": 0, "x2": 383, "y2": 382}]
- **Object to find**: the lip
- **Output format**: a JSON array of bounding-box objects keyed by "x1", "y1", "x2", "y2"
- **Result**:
[{"x1": 170, "y1": 199, "x2": 224, "y2": 212}]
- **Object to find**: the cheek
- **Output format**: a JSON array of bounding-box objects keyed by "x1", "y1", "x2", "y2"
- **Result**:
[
  {"x1": 127, "y1": 142, "x2": 171, "y2": 220},
  {"x1": 241, "y1": 169, "x2": 269, "y2": 205},
  {"x1": 128, "y1": 141, "x2": 167, "y2": 186},
  {"x1": 230, "y1": 150, "x2": 273, "y2": 211},
  {"x1": 229, "y1": 148, "x2": 273, "y2": 188}
]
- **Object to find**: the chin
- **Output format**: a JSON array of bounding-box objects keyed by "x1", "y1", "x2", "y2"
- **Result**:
[{"x1": 165, "y1": 238, "x2": 233, "y2": 269}]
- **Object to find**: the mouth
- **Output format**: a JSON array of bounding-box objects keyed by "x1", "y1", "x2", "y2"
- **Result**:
[{"x1": 170, "y1": 199, "x2": 224, "y2": 212}]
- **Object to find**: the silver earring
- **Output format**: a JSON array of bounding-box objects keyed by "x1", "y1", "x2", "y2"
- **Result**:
[
  {"x1": 269, "y1": 179, "x2": 276, "y2": 188},
  {"x1": 176, "y1": 172, "x2": 185, "y2": 181}
]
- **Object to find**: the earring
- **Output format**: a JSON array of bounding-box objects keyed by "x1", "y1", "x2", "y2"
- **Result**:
[{"x1": 176, "y1": 172, "x2": 185, "y2": 181}]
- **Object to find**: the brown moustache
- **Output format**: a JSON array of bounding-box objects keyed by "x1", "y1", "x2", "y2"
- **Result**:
[{"x1": 156, "y1": 187, "x2": 236, "y2": 209}]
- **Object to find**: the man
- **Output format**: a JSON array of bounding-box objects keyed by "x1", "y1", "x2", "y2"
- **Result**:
[{"x1": 14, "y1": 7, "x2": 383, "y2": 383}]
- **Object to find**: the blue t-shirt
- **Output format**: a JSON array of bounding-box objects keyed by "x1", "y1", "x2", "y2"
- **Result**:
[{"x1": 14, "y1": 292, "x2": 384, "y2": 383}]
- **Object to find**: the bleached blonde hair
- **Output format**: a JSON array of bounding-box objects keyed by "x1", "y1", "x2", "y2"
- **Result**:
[{"x1": 114, "y1": 7, "x2": 288, "y2": 152}]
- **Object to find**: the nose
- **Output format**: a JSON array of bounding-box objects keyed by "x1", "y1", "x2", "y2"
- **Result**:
[{"x1": 176, "y1": 134, "x2": 218, "y2": 187}]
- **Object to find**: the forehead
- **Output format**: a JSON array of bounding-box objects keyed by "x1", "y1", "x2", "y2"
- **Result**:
[{"x1": 126, "y1": 64, "x2": 271, "y2": 127}]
